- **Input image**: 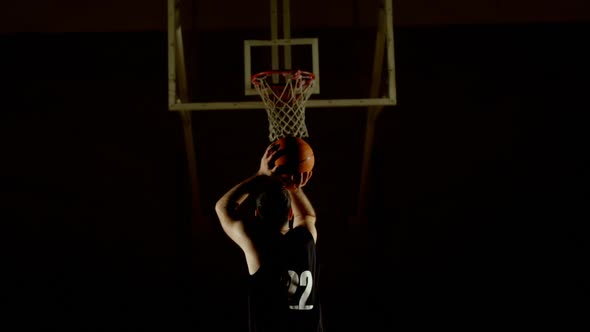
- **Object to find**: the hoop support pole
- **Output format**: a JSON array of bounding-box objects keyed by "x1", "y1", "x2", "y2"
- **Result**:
[
  {"x1": 270, "y1": 0, "x2": 279, "y2": 84},
  {"x1": 167, "y1": 0, "x2": 177, "y2": 107},
  {"x1": 385, "y1": 0, "x2": 397, "y2": 103},
  {"x1": 282, "y1": 0, "x2": 292, "y2": 70},
  {"x1": 354, "y1": 3, "x2": 387, "y2": 223},
  {"x1": 168, "y1": 0, "x2": 202, "y2": 219}
]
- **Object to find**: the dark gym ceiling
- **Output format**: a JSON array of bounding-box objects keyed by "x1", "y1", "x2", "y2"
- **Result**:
[{"x1": 1, "y1": 0, "x2": 588, "y2": 34}]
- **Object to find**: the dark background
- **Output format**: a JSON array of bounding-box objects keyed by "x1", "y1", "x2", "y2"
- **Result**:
[{"x1": 2, "y1": 1, "x2": 588, "y2": 331}]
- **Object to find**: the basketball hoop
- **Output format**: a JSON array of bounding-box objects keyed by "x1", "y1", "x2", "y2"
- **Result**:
[{"x1": 252, "y1": 69, "x2": 315, "y2": 142}]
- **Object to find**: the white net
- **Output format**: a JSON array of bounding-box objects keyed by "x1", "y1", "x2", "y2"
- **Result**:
[{"x1": 252, "y1": 70, "x2": 315, "y2": 142}]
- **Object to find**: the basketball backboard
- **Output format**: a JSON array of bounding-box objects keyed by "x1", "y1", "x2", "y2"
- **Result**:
[
  {"x1": 168, "y1": 0, "x2": 397, "y2": 222},
  {"x1": 167, "y1": 0, "x2": 397, "y2": 111}
]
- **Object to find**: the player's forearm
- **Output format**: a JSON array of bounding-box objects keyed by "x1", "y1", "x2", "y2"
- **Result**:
[
  {"x1": 215, "y1": 174, "x2": 274, "y2": 217},
  {"x1": 215, "y1": 174, "x2": 259, "y2": 219}
]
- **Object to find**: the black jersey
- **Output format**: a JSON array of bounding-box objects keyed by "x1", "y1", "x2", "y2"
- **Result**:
[{"x1": 248, "y1": 225, "x2": 323, "y2": 332}]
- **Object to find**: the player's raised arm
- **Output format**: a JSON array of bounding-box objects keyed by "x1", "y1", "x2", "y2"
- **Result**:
[
  {"x1": 215, "y1": 143, "x2": 280, "y2": 234},
  {"x1": 214, "y1": 174, "x2": 259, "y2": 246}
]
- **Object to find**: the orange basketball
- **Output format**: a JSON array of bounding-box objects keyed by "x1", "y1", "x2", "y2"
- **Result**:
[{"x1": 268, "y1": 136, "x2": 315, "y2": 175}]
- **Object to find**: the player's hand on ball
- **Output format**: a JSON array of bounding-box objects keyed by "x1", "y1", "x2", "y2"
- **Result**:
[{"x1": 258, "y1": 143, "x2": 279, "y2": 176}]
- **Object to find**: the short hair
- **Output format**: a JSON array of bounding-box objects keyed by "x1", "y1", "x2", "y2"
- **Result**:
[{"x1": 255, "y1": 183, "x2": 291, "y2": 226}]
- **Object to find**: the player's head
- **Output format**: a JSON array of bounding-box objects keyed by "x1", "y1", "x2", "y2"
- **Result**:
[{"x1": 255, "y1": 180, "x2": 292, "y2": 231}]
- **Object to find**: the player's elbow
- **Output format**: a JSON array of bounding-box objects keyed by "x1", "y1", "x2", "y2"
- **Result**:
[
  {"x1": 215, "y1": 199, "x2": 229, "y2": 218},
  {"x1": 216, "y1": 199, "x2": 242, "y2": 224}
]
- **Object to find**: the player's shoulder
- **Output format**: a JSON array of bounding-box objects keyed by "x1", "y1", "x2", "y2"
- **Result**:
[
  {"x1": 288, "y1": 224, "x2": 317, "y2": 243},
  {"x1": 292, "y1": 215, "x2": 317, "y2": 239}
]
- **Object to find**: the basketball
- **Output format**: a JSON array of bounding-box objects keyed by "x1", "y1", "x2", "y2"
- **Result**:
[{"x1": 268, "y1": 136, "x2": 315, "y2": 175}]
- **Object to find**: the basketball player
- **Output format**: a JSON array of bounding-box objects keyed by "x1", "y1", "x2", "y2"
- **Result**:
[{"x1": 215, "y1": 143, "x2": 323, "y2": 332}]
